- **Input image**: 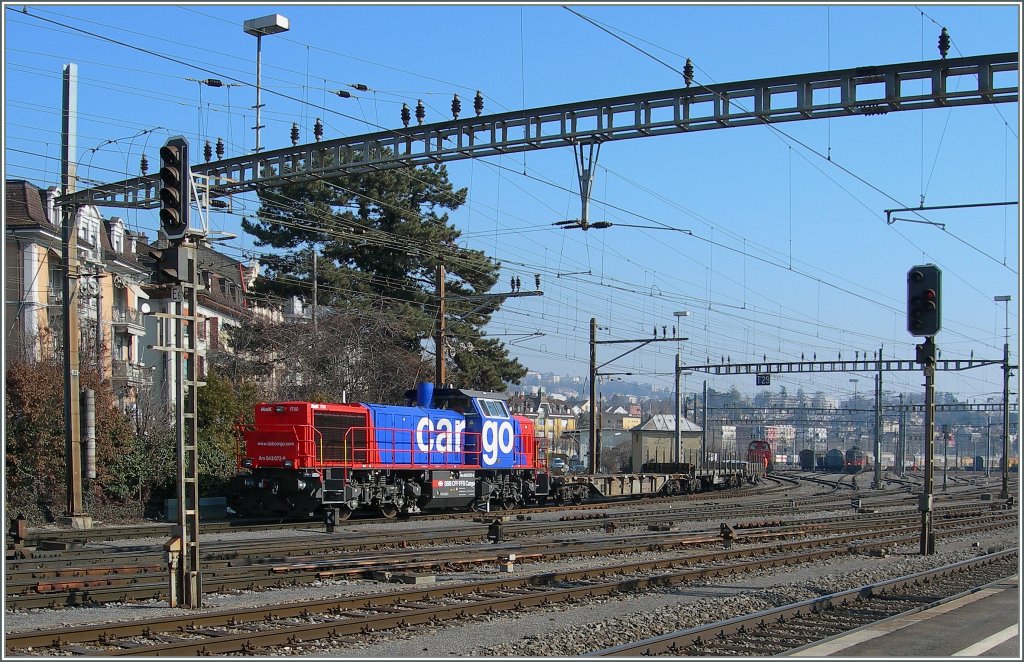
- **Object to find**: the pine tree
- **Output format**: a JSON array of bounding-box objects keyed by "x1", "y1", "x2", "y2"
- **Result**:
[{"x1": 241, "y1": 162, "x2": 525, "y2": 394}]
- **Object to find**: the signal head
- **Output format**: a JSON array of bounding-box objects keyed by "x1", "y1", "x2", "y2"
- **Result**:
[
  {"x1": 158, "y1": 137, "x2": 189, "y2": 240},
  {"x1": 906, "y1": 264, "x2": 941, "y2": 336}
]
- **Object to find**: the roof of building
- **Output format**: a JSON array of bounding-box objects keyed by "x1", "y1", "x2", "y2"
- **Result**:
[
  {"x1": 636, "y1": 414, "x2": 703, "y2": 433},
  {"x1": 5, "y1": 180, "x2": 53, "y2": 230}
]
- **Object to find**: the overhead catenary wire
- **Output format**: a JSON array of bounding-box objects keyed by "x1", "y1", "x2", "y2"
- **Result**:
[{"x1": 9, "y1": 6, "x2": 1007, "y2": 399}]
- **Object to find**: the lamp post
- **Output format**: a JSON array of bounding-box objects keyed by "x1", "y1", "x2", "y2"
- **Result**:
[
  {"x1": 995, "y1": 295, "x2": 1012, "y2": 498},
  {"x1": 243, "y1": 14, "x2": 290, "y2": 155},
  {"x1": 673, "y1": 311, "x2": 690, "y2": 465}
]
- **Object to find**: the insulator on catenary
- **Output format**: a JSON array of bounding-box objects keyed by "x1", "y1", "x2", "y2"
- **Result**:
[
  {"x1": 216, "y1": 137, "x2": 225, "y2": 160},
  {"x1": 140, "y1": 154, "x2": 149, "y2": 175},
  {"x1": 938, "y1": 27, "x2": 951, "y2": 59},
  {"x1": 416, "y1": 99, "x2": 425, "y2": 125},
  {"x1": 684, "y1": 58, "x2": 694, "y2": 87},
  {"x1": 534, "y1": 273, "x2": 540, "y2": 290},
  {"x1": 451, "y1": 94, "x2": 461, "y2": 120},
  {"x1": 334, "y1": 90, "x2": 352, "y2": 98},
  {"x1": 291, "y1": 122, "x2": 300, "y2": 146},
  {"x1": 350, "y1": 83, "x2": 369, "y2": 91},
  {"x1": 314, "y1": 118, "x2": 324, "y2": 142},
  {"x1": 474, "y1": 90, "x2": 484, "y2": 116},
  {"x1": 204, "y1": 140, "x2": 212, "y2": 162},
  {"x1": 401, "y1": 103, "x2": 411, "y2": 128}
]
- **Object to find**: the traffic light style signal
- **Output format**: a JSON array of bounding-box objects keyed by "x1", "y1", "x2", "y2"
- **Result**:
[
  {"x1": 907, "y1": 264, "x2": 941, "y2": 336},
  {"x1": 158, "y1": 136, "x2": 190, "y2": 239}
]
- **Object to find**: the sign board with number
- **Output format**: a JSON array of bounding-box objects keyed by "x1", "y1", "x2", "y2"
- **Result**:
[{"x1": 756, "y1": 373, "x2": 771, "y2": 386}]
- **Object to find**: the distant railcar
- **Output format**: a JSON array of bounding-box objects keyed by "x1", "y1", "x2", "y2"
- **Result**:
[
  {"x1": 747, "y1": 439, "x2": 773, "y2": 472},
  {"x1": 845, "y1": 446, "x2": 868, "y2": 473},
  {"x1": 824, "y1": 449, "x2": 846, "y2": 473},
  {"x1": 798, "y1": 449, "x2": 816, "y2": 471}
]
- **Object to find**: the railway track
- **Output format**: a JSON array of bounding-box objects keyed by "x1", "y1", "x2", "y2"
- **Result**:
[
  {"x1": 594, "y1": 550, "x2": 1018, "y2": 656},
  {"x1": 5, "y1": 522, "x2": 1016, "y2": 657},
  {"x1": 10, "y1": 477, "x2": 800, "y2": 548},
  {"x1": 6, "y1": 487, "x2": 1005, "y2": 609},
  {"x1": 6, "y1": 481, "x2": 1010, "y2": 609}
]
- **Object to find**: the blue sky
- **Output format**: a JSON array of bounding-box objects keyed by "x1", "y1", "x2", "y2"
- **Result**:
[{"x1": 3, "y1": 2, "x2": 1020, "y2": 403}]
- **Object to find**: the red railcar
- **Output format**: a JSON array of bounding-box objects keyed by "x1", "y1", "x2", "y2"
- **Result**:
[{"x1": 747, "y1": 439, "x2": 773, "y2": 472}]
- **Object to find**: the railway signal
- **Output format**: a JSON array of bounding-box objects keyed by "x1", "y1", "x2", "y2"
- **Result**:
[
  {"x1": 907, "y1": 264, "x2": 941, "y2": 336},
  {"x1": 158, "y1": 136, "x2": 190, "y2": 240}
]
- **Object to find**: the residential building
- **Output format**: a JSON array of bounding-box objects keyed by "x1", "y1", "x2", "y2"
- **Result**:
[
  {"x1": 6, "y1": 179, "x2": 261, "y2": 416},
  {"x1": 5, "y1": 181, "x2": 150, "y2": 405}
]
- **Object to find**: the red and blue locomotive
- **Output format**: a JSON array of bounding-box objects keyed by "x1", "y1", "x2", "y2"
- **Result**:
[{"x1": 228, "y1": 383, "x2": 548, "y2": 519}]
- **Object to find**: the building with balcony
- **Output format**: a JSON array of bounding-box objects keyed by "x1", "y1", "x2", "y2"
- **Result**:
[{"x1": 7, "y1": 180, "x2": 162, "y2": 409}]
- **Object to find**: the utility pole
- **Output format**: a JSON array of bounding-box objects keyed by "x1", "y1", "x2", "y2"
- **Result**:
[
  {"x1": 873, "y1": 350, "x2": 883, "y2": 489},
  {"x1": 589, "y1": 318, "x2": 597, "y2": 473},
  {"x1": 311, "y1": 248, "x2": 317, "y2": 336},
  {"x1": 995, "y1": 295, "x2": 1012, "y2": 499},
  {"x1": 588, "y1": 319, "x2": 681, "y2": 473},
  {"x1": 942, "y1": 423, "x2": 948, "y2": 491},
  {"x1": 433, "y1": 271, "x2": 543, "y2": 389},
  {"x1": 674, "y1": 352, "x2": 681, "y2": 465},
  {"x1": 60, "y1": 62, "x2": 90, "y2": 530},
  {"x1": 898, "y1": 393, "x2": 906, "y2": 477},
  {"x1": 986, "y1": 412, "x2": 992, "y2": 479},
  {"x1": 702, "y1": 380, "x2": 708, "y2": 470},
  {"x1": 435, "y1": 263, "x2": 446, "y2": 386}
]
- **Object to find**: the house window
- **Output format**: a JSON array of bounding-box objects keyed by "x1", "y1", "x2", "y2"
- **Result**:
[{"x1": 111, "y1": 224, "x2": 124, "y2": 253}]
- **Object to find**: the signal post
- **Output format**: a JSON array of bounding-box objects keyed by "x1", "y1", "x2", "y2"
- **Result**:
[
  {"x1": 908, "y1": 264, "x2": 940, "y2": 555},
  {"x1": 153, "y1": 137, "x2": 204, "y2": 607}
]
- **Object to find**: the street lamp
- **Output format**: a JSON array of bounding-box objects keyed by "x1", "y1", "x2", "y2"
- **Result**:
[
  {"x1": 243, "y1": 14, "x2": 290, "y2": 155},
  {"x1": 995, "y1": 294, "x2": 1012, "y2": 498},
  {"x1": 673, "y1": 311, "x2": 690, "y2": 465}
]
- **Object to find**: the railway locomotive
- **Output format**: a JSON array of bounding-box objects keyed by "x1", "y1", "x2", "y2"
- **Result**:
[
  {"x1": 844, "y1": 446, "x2": 869, "y2": 473},
  {"x1": 228, "y1": 383, "x2": 547, "y2": 519},
  {"x1": 228, "y1": 383, "x2": 764, "y2": 519}
]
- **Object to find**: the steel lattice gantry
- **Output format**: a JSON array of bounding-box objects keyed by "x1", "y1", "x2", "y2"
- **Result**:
[
  {"x1": 57, "y1": 51, "x2": 1017, "y2": 209},
  {"x1": 681, "y1": 357, "x2": 1006, "y2": 376}
]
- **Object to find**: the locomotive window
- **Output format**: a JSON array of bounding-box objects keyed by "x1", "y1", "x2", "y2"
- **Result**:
[{"x1": 479, "y1": 399, "x2": 509, "y2": 418}]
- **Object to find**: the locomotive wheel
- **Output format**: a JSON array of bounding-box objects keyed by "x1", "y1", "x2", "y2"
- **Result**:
[
  {"x1": 337, "y1": 506, "x2": 352, "y2": 521},
  {"x1": 501, "y1": 497, "x2": 516, "y2": 511},
  {"x1": 379, "y1": 504, "x2": 399, "y2": 519}
]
